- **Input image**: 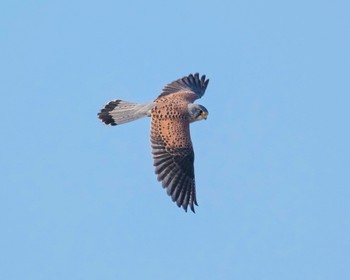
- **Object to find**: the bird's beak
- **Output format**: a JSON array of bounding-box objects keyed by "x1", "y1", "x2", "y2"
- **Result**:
[{"x1": 202, "y1": 111, "x2": 208, "y2": 120}]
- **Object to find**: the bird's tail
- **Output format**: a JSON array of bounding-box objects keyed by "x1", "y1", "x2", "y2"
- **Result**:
[{"x1": 98, "y1": 100, "x2": 155, "y2": 126}]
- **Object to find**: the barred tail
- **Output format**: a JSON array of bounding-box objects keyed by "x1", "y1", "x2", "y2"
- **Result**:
[{"x1": 98, "y1": 100, "x2": 155, "y2": 126}]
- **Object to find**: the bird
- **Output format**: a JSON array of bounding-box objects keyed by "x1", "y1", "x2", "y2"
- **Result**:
[{"x1": 98, "y1": 73, "x2": 209, "y2": 212}]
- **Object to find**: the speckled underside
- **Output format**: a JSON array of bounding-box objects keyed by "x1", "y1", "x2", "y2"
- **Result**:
[{"x1": 151, "y1": 94, "x2": 198, "y2": 212}]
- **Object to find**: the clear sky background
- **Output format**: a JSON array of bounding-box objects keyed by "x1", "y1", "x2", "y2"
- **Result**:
[{"x1": 1, "y1": 1, "x2": 349, "y2": 279}]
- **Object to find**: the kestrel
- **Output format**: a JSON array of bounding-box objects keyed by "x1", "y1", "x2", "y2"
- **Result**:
[{"x1": 98, "y1": 73, "x2": 209, "y2": 212}]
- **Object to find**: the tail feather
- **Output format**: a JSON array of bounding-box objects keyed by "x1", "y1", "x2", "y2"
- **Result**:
[{"x1": 98, "y1": 100, "x2": 155, "y2": 126}]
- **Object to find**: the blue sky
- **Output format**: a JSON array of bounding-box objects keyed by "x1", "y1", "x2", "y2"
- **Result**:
[{"x1": 1, "y1": 0, "x2": 349, "y2": 279}]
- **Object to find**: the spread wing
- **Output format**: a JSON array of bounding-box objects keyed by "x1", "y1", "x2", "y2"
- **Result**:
[
  {"x1": 151, "y1": 121, "x2": 198, "y2": 212},
  {"x1": 157, "y1": 73, "x2": 209, "y2": 101},
  {"x1": 149, "y1": 73, "x2": 209, "y2": 212}
]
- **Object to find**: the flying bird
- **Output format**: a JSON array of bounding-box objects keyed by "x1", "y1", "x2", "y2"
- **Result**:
[{"x1": 98, "y1": 73, "x2": 209, "y2": 212}]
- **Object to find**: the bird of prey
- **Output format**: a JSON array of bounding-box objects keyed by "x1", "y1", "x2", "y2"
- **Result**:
[{"x1": 98, "y1": 73, "x2": 209, "y2": 212}]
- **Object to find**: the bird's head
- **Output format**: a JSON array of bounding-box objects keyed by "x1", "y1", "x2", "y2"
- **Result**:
[{"x1": 188, "y1": 104, "x2": 208, "y2": 123}]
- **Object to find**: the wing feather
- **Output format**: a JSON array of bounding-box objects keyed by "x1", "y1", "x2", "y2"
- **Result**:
[
  {"x1": 158, "y1": 73, "x2": 209, "y2": 100},
  {"x1": 151, "y1": 137, "x2": 197, "y2": 212}
]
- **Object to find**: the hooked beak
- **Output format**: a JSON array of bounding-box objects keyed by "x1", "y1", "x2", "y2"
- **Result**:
[{"x1": 202, "y1": 111, "x2": 208, "y2": 120}]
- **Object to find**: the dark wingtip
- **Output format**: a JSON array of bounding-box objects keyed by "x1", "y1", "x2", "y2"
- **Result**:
[
  {"x1": 186, "y1": 72, "x2": 209, "y2": 97},
  {"x1": 179, "y1": 202, "x2": 196, "y2": 213},
  {"x1": 173, "y1": 198, "x2": 197, "y2": 213},
  {"x1": 160, "y1": 73, "x2": 209, "y2": 98},
  {"x1": 98, "y1": 100, "x2": 121, "y2": 126},
  {"x1": 189, "y1": 200, "x2": 198, "y2": 213}
]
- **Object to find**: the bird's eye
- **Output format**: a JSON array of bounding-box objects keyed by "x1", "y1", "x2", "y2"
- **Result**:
[{"x1": 196, "y1": 110, "x2": 203, "y2": 118}]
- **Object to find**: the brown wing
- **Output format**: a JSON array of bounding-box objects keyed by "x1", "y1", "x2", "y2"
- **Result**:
[{"x1": 150, "y1": 98, "x2": 198, "y2": 212}]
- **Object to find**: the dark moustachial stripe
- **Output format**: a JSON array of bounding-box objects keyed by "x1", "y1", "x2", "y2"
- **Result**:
[{"x1": 98, "y1": 100, "x2": 121, "y2": 126}]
